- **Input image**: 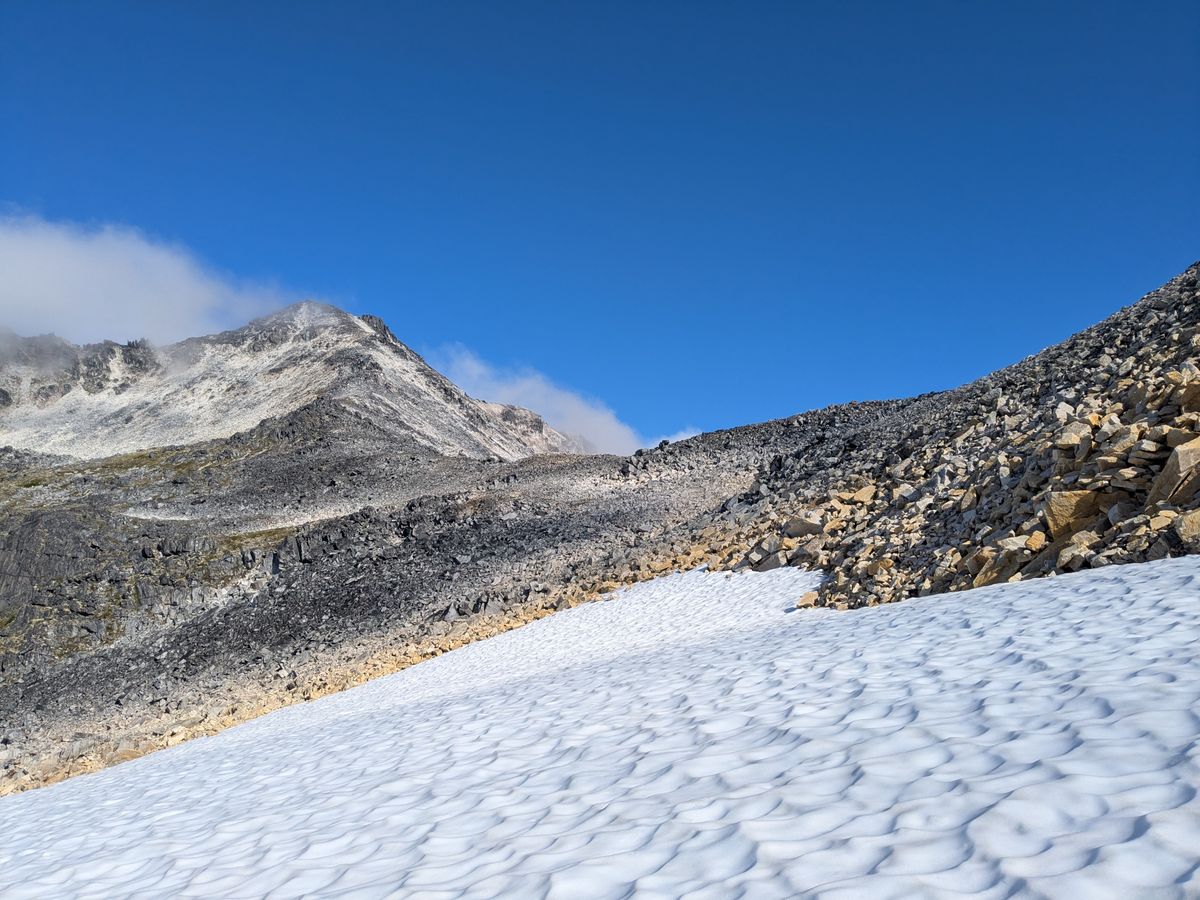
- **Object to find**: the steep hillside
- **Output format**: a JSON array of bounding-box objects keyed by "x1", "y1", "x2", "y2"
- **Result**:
[
  {"x1": 0, "y1": 301, "x2": 577, "y2": 461},
  {"x1": 680, "y1": 261, "x2": 1200, "y2": 606}
]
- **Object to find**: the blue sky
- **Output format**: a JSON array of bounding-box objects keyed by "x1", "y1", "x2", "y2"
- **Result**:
[{"x1": 1, "y1": 1, "x2": 1197, "y2": 450}]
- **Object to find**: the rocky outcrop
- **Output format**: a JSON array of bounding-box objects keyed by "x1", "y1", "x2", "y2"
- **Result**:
[{"x1": 705, "y1": 262, "x2": 1200, "y2": 608}]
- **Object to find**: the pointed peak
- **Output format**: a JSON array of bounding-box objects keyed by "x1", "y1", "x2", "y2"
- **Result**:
[{"x1": 254, "y1": 300, "x2": 355, "y2": 329}]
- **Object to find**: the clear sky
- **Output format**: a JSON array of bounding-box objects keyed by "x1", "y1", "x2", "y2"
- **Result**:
[{"x1": 2, "y1": 1, "x2": 1197, "y2": 450}]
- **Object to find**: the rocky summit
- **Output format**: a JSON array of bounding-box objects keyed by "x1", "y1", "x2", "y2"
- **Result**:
[
  {"x1": 0, "y1": 301, "x2": 578, "y2": 461},
  {"x1": 1, "y1": 261, "x2": 1198, "y2": 795}
]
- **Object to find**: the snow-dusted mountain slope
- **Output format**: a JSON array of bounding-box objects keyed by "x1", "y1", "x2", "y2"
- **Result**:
[
  {"x1": 3, "y1": 557, "x2": 1199, "y2": 897},
  {"x1": 0, "y1": 302, "x2": 578, "y2": 460}
]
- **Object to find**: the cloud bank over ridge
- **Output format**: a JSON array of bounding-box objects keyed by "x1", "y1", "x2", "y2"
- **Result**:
[{"x1": 0, "y1": 214, "x2": 291, "y2": 345}]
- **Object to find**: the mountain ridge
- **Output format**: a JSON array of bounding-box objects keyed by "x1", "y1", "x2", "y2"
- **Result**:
[{"x1": 0, "y1": 300, "x2": 581, "y2": 460}]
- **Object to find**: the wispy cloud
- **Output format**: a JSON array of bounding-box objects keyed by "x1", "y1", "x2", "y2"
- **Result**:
[
  {"x1": 430, "y1": 345, "x2": 697, "y2": 455},
  {"x1": 0, "y1": 213, "x2": 291, "y2": 344}
]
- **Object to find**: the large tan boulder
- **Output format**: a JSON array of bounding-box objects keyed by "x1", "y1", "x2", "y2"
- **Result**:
[
  {"x1": 1147, "y1": 437, "x2": 1200, "y2": 506},
  {"x1": 1043, "y1": 491, "x2": 1102, "y2": 538},
  {"x1": 849, "y1": 485, "x2": 877, "y2": 504},
  {"x1": 795, "y1": 591, "x2": 820, "y2": 609},
  {"x1": 1174, "y1": 509, "x2": 1200, "y2": 551},
  {"x1": 1055, "y1": 421, "x2": 1092, "y2": 449},
  {"x1": 1180, "y1": 382, "x2": 1200, "y2": 413}
]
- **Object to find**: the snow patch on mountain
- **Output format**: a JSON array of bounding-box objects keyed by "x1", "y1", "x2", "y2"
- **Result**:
[{"x1": 3, "y1": 557, "x2": 1199, "y2": 897}]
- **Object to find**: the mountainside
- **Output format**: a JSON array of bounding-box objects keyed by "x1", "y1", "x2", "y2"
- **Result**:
[
  {"x1": 1, "y1": 261, "x2": 1198, "y2": 796},
  {"x1": 0, "y1": 301, "x2": 578, "y2": 460},
  {"x1": 694, "y1": 260, "x2": 1200, "y2": 608}
]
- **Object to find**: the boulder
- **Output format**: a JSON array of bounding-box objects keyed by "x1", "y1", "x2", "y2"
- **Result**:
[
  {"x1": 1147, "y1": 437, "x2": 1200, "y2": 506},
  {"x1": 1055, "y1": 421, "x2": 1092, "y2": 449},
  {"x1": 1180, "y1": 382, "x2": 1200, "y2": 413},
  {"x1": 782, "y1": 515, "x2": 822, "y2": 538},
  {"x1": 849, "y1": 485, "x2": 877, "y2": 504},
  {"x1": 754, "y1": 551, "x2": 788, "y2": 572},
  {"x1": 1043, "y1": 491, "x2": 1102, "y2": 539},
  {"x1": 866, "y1": 558, "x2": 894, "y2": 576},
  {"x1": 1173, "y1": 509, "x2": 1200, "y2": 551},
  {"x1": 787, "y1": 537, "x2": 825, "y2": 565},
  {"x1": 996, "y1": 535, "x2": 1028, "y2": 553},
  {"x1": 795, "y1": 591, "x2": 820, "y2": 609}
]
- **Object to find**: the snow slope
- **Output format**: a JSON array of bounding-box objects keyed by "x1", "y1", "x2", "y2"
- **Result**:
[{"x1": 3, "y1": 559, "x2": 1200, "y2": 898}]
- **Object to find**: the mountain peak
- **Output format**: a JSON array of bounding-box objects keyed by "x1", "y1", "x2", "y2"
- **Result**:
[
  {"x1": 255, "y1": 300, "x2": 355, "y2": 329},
  {"x1": 224, "y1": 302, "x2": 410, "y2": 357},
  {"x1": 200, "y1": 300, "x2": 371, "y2": 346},
  {"x1": 0, "y1": 305, "x2": 578, "y2": 460}
]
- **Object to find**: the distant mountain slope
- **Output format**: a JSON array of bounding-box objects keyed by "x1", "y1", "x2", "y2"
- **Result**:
[{"x1": 0, "y1": 301, "x2": 579, "y2": 460}]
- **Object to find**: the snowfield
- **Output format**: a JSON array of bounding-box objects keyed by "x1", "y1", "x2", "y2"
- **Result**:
[{"x1": 4, "y1": 558, "x2": 1200, "y2": 898}]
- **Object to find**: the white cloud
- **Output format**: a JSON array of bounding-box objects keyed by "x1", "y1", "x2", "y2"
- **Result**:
[
  {"x1": 0, "y1": 214, "x2": 291, "y2": 344},
  {"x1": 430, "y1": 345, "x2": 696, "y2": 455}
]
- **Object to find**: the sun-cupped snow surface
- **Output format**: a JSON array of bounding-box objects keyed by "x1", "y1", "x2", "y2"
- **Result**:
[{"x1": 4, "y1": 559, "x2": 1200, "y2": 898}]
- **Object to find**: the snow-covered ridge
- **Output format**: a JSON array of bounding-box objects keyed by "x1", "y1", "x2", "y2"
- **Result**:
[
  {"x1": 0, "y1": 301, "x2": 578, "y2": 460},
  {"x1": 3, "y1": 558, "x2": 1198, "y2": 897}
]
